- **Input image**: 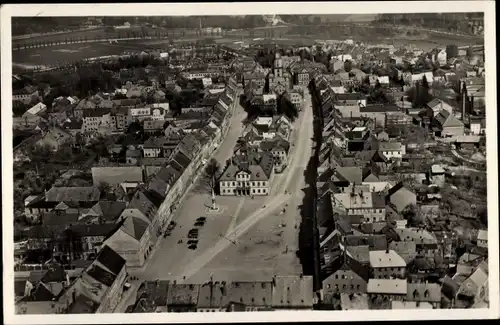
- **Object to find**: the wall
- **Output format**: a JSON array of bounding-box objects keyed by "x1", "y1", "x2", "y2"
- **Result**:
[
  {"x1": 96, "y1": 266, "x2": 127, "y2": 313},
  {"x1": 220, "y1": 179, "x2": 270, "y2": 196},
  {"x1": 323, "y1": 270, "x2": 367, "y2": 294},
  {"x1": 373, "y1": 266, "x2": 405, "y2": 279},
  {"x1": 442, "y1": 126, "x2": 464, "y2": 137}
]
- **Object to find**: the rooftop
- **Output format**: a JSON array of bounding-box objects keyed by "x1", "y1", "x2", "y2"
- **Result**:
[
  {"x1": 272, "y1": 275, "x2": 314, "y2": 308},
  {"x1": 369, "y1": 250, "x2": 406, "y2": 269},
  {"x1": 367, "y1": 279, "x2": 407, "y2": 295}
]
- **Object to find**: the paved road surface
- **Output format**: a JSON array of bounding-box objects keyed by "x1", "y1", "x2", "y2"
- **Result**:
[
  {"x1": 116, "y1": 86, "x2": 314, "y2": 310},
  {"x1": 174, "y1": 86, "x2": 315, "y2": 283},
  {"x1": 114, "y1": 89, "x2": 245, "y2": 312}
]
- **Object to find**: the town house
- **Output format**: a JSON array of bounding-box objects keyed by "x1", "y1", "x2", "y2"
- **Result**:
[
  {"x1": 227, "y1": 281, "x2": 273, "y2": 311},
  {"x1": 25, "y1": 186, "x2": 101, "y2": 222},
  {"x1": 71, "y1": 245, "x2": 127, "y2": 313},
  {"x1": 220, "y1": 151, "x2": 274, "y2": 196},
  {"x1": 334, "y1": 93, "x2": 368, "y2": 119},
  {"x1": 259, "y1": 138, "x2": 290, "y2": 173},
  {"x1": 369, "y1": 249, "x2": 406, "y2": 279},
  {"x1": 13, "y1": 86, "x2": 39, "y2": 106},
  {"x1": 377, "y1": 141, "x2": 406, "y2": 160},
  {"x1": 322, "y1": 254, "x2": 370, "y2": 295},
  {"x1": 289, "y1": 90, "x2": 303, "y2": 110},
  {"x1": 272, "y1": 275, "x2": 314, "y2": 310},
  {"x1": 35, "y1": 127, "x2": 72, "y2": 152},
  {"x1": 432, "y1": 109, "x2": 465, "y2": 137},
  {"x1": 166, "y1": 283, "x2": 201, "y2": 312},
  {"x1": 196, "y1": 282, "x2": 230, "y2": 312},
  {"x1": 367, "y1": 278, "x2": 408, "y2": 303},
  {"x1": 331, "y1": 191, "x2": 386, "y2": 224},
  {"x1": 406, "y1": 282, "x2": 442, "y2": 308},
  {"x1": 120, "y1": 190, "x2": 160, "y2": 241},
  {"x1": 104, "y1": 214, "x2": 152, "y2": 267}
]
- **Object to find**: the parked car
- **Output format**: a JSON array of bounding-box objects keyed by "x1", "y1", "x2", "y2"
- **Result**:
[
  {"x1": 196, "y1": 217, "x2": 207, "y2": 222},
  {"x1": 188, "y1": 244, "x2": 197, "y2": 250},
  {"x1": 187, "y1": 239, "x2": 198, "y2": 245},
  {"x1": 188, "y1": 233, "x2": 198, "y2": 239},
  {"x1": 194, "y1": 221, "x2": 205, "y2": 227},
  {"x1": 189, "y1": 228, "x2": 199, "y2": 234}
]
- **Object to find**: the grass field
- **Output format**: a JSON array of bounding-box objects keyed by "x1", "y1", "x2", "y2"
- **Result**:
[
  {"x1": 12, "y1": 26, "x2": 200, "y2": 47},
  {"x1": 12, "y1": 41, "x2": 151, "y2": 66},
  {"x1": 11, "y1": 23, "x2": 483, "y2": 67}
]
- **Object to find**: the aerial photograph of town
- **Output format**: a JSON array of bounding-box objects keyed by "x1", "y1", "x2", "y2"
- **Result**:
[{"x1": 8, "y1": 9, "x2": 491, "y2": 316}]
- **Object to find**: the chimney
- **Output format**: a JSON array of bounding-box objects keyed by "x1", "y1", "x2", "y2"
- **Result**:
[{"x1": 462, "y1": 90, "x2": 466, "y2": 122}]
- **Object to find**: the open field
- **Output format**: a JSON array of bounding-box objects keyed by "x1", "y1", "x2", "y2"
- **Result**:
[
  {"x1": 11, "y1": 22, "x2": 483, "y2": 68},
  {"x1": 12, "y1": 42, "x2": 152, "y2": 66},
  {"x1": 11, "y1": 26, "x2": 201, "y2": 47}
]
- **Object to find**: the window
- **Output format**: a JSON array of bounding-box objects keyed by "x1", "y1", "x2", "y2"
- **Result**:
[
  {"x1": 232, "y1": 182, "x2": 236, "y2": 186},
  {"x1": 335, "y1": 274, "x2": 338, "y2": 279}
]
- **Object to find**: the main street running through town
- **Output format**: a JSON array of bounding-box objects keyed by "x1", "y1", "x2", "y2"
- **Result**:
[{"x1": 115, "y1": 86, "x2": 314, "y2": 311}]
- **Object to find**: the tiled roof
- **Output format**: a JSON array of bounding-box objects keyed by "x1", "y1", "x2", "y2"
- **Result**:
[
  {"x1": 272, "y1": 276, "x2": 313, "y2": 308},
  {"x1": 86, "y1": 264, "x2": 116, "y2": 287},
  {"x1": 91, "y1": 166, "x2": 143, "y2": 186},
  {"x1": 96, "y1": 245, "x2": 126, "y2": 275},
  {"x1": 45, "y1": 187, "x2": 100, "y2": 202},
  {"x1": 197, "y1": 282, "x2": 230, "y2": 309},
  {"x1": 128, "y1": 190, "x2": 157, "y2": 221},
  {"x1": 367, "y1": 279, "x2": 407, "y2": 295},
  {"x1": 91, "y1": 201, "x2": 127, "y2": 221},
  {"x1": 227, "y1": 281, "x2": 272, "y2": 307},
  {"x1": 369, "y1": 250, "x2": 406, "y2": 268},
  {"x1": 122, "y1": 216, "x2": 149, "y2": 241},
  {"x1": 167, "y1": 283, "x2": 201, "y2": 306},
  {"x1": 133, "y1": 280, "x2": 170, "y2": 312}
]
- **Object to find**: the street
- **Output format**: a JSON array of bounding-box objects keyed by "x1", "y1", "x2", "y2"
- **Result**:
[
  {"x1": 114, "y1": 88, "x2": 247, "y2": 311},
  {"x1": 174, "y1": 86, "x2": 315, "y2": 283},
  {"x1": 116, "y1": 87, "x2": 314, "y2": 311}
]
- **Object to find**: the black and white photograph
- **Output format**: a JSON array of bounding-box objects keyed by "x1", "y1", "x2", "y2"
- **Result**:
[{"x1": 1, "y1": 1, "x2": 498, "y2": 323}]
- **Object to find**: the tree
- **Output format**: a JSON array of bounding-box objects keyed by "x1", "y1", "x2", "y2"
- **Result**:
[
  {"x1": 204, "y1": 158, "x2": 221, "y2": 193},
  {"x1": 344, "y1": 60, "x2": 353, "y2": 73},
  {"x1": 277, "y1": 95, "x2": 299, "y2": 122},
  {"x1": 466, "y1": 47, "x2": 474, "y2": 59},
  {"x1": 401, "y1": 203, "x2": 421, "y2": 226},
  {"x1": 422, "y1": 75, "x2": 430, "y2": 90},
  {"x1": 97, "y1": 182, "x2": 111, "y2": 199},
  {"x1": 446, "y1": 44, "x2": 458, "y2": 59}
]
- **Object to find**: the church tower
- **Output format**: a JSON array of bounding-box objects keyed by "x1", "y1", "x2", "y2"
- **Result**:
[{"x1": 274, "y1": 52, "x2": 283, "y2": 78}]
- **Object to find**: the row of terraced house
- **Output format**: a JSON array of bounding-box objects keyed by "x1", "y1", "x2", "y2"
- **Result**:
[{"x1": 15, "y1": 78, "x2": 240, "y2": 314}]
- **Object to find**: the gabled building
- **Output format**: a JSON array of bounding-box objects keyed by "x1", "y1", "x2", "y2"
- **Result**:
[
  {"x1": 322, "y1": 254, "x2": 370, "y2": 295},
  {"x1": 386, "y1": 182, "x2": 417, "y2": 214},
  {"x1": 272, "y1": 275, "x2": 314, "y2": 310},
  {"x1": 70, "y1": 245, "x2": 127, "y2": 313},
  {"x1": 219, "y1": 152, "x2": 274, "y2": 196},
  {"x1": 369, "y1": 249, "x2": 406, "y2": 279},
  {"x1": 104, "y1": 215, "x2": 152, "y2": 267},
  {"x1": 432, "y1": 109, "x2": 464, "y2": 137}
]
